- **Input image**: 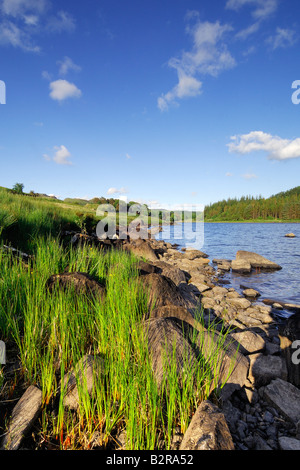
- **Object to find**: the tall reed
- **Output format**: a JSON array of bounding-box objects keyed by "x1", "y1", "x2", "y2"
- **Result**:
[{"x1": 0, "y1": 236, "x2": 236, "y2": 450}]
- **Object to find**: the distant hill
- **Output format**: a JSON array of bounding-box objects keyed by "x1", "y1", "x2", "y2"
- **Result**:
[{"x1": 204, "y1": 186, "x2": 300, "y2": 221}]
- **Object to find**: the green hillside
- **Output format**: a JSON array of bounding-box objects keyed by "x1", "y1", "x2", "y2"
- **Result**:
[{"x1": 204, "y1": 186, "x2": 300, "y2": 222}]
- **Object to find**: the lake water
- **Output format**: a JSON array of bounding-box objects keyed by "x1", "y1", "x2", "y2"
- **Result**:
[{"x1": 156, "y1": 222, "x2": 300, "y2": 318}]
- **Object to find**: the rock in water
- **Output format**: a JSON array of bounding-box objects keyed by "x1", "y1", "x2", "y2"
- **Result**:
[
  {"x1": 235, "y1": 250, "x2": 282, "y2": 270},
  {"x1": 231, "y1": 259, "x2": 252, "y2": 273}
]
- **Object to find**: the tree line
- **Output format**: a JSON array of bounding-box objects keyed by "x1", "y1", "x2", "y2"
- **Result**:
[{"x1": 204, "y1": 186, "x2": 300, "y2": 221}]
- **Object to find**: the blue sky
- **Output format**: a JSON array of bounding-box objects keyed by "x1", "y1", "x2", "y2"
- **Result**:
[{"x1": 1, "y1": 0, "x2": 300, "y2": 208}]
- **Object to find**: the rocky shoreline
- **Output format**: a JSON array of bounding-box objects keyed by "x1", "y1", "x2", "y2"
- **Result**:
[
  {"x1": 1, "y1": 231, "x2": 300, "y2": 451},
  {"x1": 124, "y1": 235, "x2": 300, "y2": 450}
]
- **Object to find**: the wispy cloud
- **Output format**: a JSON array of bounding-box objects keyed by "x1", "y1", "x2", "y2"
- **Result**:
[
  {"x1": 228, "y1": 131, "x2": 300, "y2": 160},
  {"x1": 57, "y1": 56, "x2": 81, "y2": 76},
  {"x1": 227, "y1": 0, "x2": 280, "y2": 44},
  {"x1": 43, "y1": 145, "x2": 72, "y2": 165},
  {"x1": 0, "y1": 0, "x2": 75, "y2": 52},
  {"x1": 242, "y1": 172, "x2": 258, "y2": 179},
  {"x1": 46, "y1": 10, "x2": 76, "y2": 34},
  {"x1": 107, "y1": 187, "x2": 129, "y2": 195},
  {"x1": 266, "y1": 27, "x2": 297, "y2": 50},
  {"x1": 0, "y1": 0, "x2": 48, "y2": 18},
  {"x1": 42, "y1": 70, "x2": 52, "y2": 80},
  {"x1": 158, "y1": 18, "x2": 235, "y2": 111},
  {"x1": 235, "y1": 21, "x2": 260, "y2": 40},
  {"x1": 0, "y1": 19, "x2": 40, "y2": 52},
  {"x1": 49, "y1": 79, "x2": 82, "y2": 101},
  {"x1": 226, "y1": 0, "x2": 278, "y2": 20}
]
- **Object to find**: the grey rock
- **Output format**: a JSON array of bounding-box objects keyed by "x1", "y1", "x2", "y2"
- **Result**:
[
  {"x1": 231, "y1": 260, "x2": 252, "y2": 273},
  {"x1": 179, "y1": 400, "x2": 235, "y2": 450},
  {"x1": 230, "y1": 330, "x2": 265, "y2": 355},
  {"x1": 236, "y1": 250, "x2": 282, "y2": 270},
  {"x1": 264, "y1": 378, "x2": 300, "y2": 424},
  {"x1": 226, "y1": 298, "x2": 252, "y2": 310},
  {"x1": 243, "y1": 288, "x2": 261, "y2": 298},
  {"x1": 279, "y1": 436, "x2": 300, "y2": 450},
  {"x1": 1, "y1": 385, "x2": 42, "y2": 450},
  {"x1": 249, "y1": 354, "x2": 287, "y2": 387}
]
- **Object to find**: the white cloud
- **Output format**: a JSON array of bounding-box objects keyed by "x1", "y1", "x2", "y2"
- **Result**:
[
  {"x1": 57, "y1": 56, "x2": 81, "y2": 76},
  {"x1": 242, "y1": 173, "x2": 258, "y2": 179},
  {"x1": 228, "y1": 131, "x2": 300, "y2": 160},
  {"x1": 226, "y1": 0, "x2": 278, "y2": 20},
  {"x1": 226, "y1": 172, "x2": 233, "y2": 176},
  {"x1": 107, "y1": 187, "x2": 129, "y2": 195},
  {"x1": 49, "y1": 79, "x2": 82, "y2": 101},
  {"x1": 158, "y1": 18, "x2": 235, "y2": 111},
  {"x1": 43, "y1": 145, "x2": 72, "y2": 165},
  {"x1": 266, "y1": 27, "x2": 297, "y2": 50},
  {"x1": 125, "y1": 153, "x2": 132, "y2": 159},
  {"x1": 158, "y1": 72, "x2": 202, "y2": 111},
  {"x1": 53, "y1": 145, "x2": 72, "y2": 165}
]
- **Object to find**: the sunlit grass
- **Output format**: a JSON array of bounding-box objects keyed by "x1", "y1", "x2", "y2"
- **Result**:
[{"x1": 0, "y1": 236, "x2": 236, "y2": 450}]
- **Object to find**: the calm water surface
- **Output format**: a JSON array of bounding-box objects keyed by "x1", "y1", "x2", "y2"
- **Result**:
[{"x1": 156, "y1": 223, "x2": 300, "y2": 316}]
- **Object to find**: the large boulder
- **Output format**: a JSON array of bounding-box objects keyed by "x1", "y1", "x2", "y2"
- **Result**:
[
  {"x1": 147, "y1": 305, "x2": 200, "y2": 330},
  {"x1": 123, "y1": 239, "x2": 159, "y2": 262},
  {"x1": 179, "y1": 400, "x2": 234, "y2": 450},
  {"x1": 46, "y1": 272, "x2": 105, "y2": 299},
  {"x1": 144, "y1": 317, "x2": 200, "y2": 390},
  {"x1": 151, "y1": 260, "x2": 187, "y2": 286},
  {"x1": 138, "y1": 273, "x2": 188, "y2": 310},
  {"x1": 235, "y1": 250, "x2": 282, "y2": 270},
  {"x1": 195, "y1": 329, "x2": 250, "y2": 400}
]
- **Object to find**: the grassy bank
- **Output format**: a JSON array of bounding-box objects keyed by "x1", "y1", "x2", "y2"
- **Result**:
[
  {"x1": 0, "y1": 188, "x2": 237, "y2": 450},
  {"x1": 0, "y1": 240, "x2": 233, "y2": 450}
]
